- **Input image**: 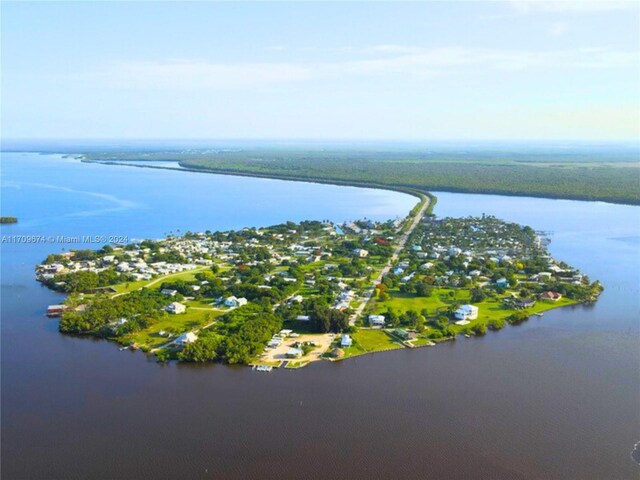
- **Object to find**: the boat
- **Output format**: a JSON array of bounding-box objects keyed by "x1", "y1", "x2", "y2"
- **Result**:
[
  {"x1": 534, "y1": 312, "x2": 544, "y2": 317},
  {"x1": 255, "y1": 365, "x2": 273, "y2": 372}
]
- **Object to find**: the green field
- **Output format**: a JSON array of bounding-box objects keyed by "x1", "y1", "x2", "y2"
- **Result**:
[
  {"x1": 332, "y1": 329, "x2": 404, "y2": 359},
  {"x1": 120, "y1": 307, "x2": 223, "y2": 350},
  {"x1": 373, "y1": 288, "x2": 576, "y2": 335},
  {"x1": 111, "y1": 266, "x2": 209, "y2": 294}
]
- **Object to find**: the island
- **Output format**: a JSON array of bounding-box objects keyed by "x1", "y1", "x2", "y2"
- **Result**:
[{"x1": 36, "y1": 195, "x2": 602, "y2": 369}]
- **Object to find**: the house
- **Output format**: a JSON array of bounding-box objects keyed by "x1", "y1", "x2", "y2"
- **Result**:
[
  {"x1": 288, "y1": 294, "x2": 304, "y2": 304},
  {"x1": 515, "y1": 298, "x2": 536, "y2": 309},
  {"x1": 116, "y1": 262, "x2": 131, "y2": 272},
  {"x1": 496, "y1": 278, "x2": 509, "y2": 288},
  {"x1": 353, "y1": 248, "x2": 369, "y2": 258},
  {"x1": 286, "y1": 348, "x2": 303, "y2": 359},
  {"x1": 368, "y1": 314, "x2": 386, "y2": 326},
  {"x1": 394, "y1": 329, "x2": 417, "y2": 340},
  {"x1": 176, "y1": 332, "x2": 198, "y2": 345},
  {"x1": 296, "y1": 315, "x2": 311, "y2": 321},
  {"x1": 341, "y1": 334, "x2": 353, "y2": 347},
  {"x1": 224, "y1": 296, "x2": 248, "y2": 307},
  {"x1": 160, "y1": 288, "x2": 178, "y2": 297},
  {"x1": 540, "y1": 291, "x2": 562, "y2": 301},
  {"x1": 165, "y1": 302, "x2": 186, "y2": 314},
  {"x1": 454, "y1": 304, "x2": 479, "y2": 321}
]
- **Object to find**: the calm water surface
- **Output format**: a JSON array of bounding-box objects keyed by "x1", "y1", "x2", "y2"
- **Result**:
[{"x1": 1, "y1": 153, "x2": 639, "y2": 479}]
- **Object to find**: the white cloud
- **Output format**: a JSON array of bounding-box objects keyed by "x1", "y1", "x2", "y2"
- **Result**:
[
  {"x1": 508, "y1": 0, "x2": 635, "y2": 14},
  {"x1": 91, "y1": 59, "x2": 312, "y2": 89},
  {"x1": 78, "y1": 47, "x2": 639, "y2": 90},
  {"x1": 549, "y1": 21, "x2": 569, "y2": 36}
]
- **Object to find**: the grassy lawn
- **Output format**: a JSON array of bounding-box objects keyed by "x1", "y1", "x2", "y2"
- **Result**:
[
  {"x1": 284, "y1": 360, "x2": 310, "y2": 369},
  {"x1": 331, "y1": 329, "x2": 404, "y2": 360},
  {"x1": 121, "y1": 308, "x2": 222, "y2": 350},
  {"x1": 373, "y1": 288, "x2": 577, "y2": 335},
  {"x1": 411, "y1": 337, "x2": 437, "y2": 346},
  {"x1": 111, "y1": 266, "x2": 209, "y2": 295},
  {"x1": 353, "y1": 329, "x2": 404, "y2": 352}
]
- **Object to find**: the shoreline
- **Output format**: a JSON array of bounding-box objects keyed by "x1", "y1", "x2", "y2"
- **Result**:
[
  {"x1": 80, "y1": 157, "x2": 639, "y2": 207},
  {"x1": 33, "y1": 159, "x2": 601, "y2": 367}
]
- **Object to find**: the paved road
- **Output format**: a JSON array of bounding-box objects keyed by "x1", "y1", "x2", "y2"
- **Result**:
[{"x1": 350, "y1": 195, "x2": 430, "y2": 325}]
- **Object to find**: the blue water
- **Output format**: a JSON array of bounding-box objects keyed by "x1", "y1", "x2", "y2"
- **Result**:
[{"x1": 1, "y1": 152, "x2": 639, "y2": 480}]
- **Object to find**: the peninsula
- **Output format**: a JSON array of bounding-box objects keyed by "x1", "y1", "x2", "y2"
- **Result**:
[{"x1": 36, "y1": 194, "x2": 602, "y2": 368}]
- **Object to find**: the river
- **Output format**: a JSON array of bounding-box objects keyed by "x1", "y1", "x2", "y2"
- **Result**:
[{"x1": 1, "y1": 152, "x2": 638, "y2": 479}]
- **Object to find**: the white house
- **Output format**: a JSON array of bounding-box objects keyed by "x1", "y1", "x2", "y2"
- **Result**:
[
  {"x1": 368, "y1": 314, "x2": 386, "y2": 326},
  {"x1": 165, "y1": 302, "x2": 186, "y2": 314},
  {"x1": 353, "y1": 248, "x2": 369, "y2": 258},
  {"x1": 224, "y1": 296, "x2": 248, "y2": 307},
  {"x1": 176, "y1": 332, "x2": 198, "y2": 345},
  {"x1": 341, "y1": 334, "x2": 353, "y2": 347},
  {"x1": 116, "y1": 262, "x2": 131, "y2": 272},
  {"x1": 288, "y1": 294, "x2": 304, "y2": 304},
  {"x1": 296, "y1": 315, "x2": 311, "y2": 321},
  {"x1": 454, "y1": 304, "x2": 479, "y2": 321},
  {"x1": 160, "y1": 288, "x2": 178, "y2": 297}
]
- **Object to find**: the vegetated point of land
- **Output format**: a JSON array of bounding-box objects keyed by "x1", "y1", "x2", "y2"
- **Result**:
[{"x1": 77, "y1": 144, "x2": 640, "y2": 205}]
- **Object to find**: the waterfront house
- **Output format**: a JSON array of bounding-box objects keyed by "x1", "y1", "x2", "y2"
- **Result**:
[
  {"x1": 394, "y1": 329, "x2": 417, "y2": 340},
  {"x1": 341, "y1": 335, "x2": 353, "y2": 347},
  {"x1": 540, "y1": 291, "x2": 562, "y2": 301},
  {"x1": 368, "y1": 314, "x2": 386, "y2": 326},
  {"x1": 515, "y1": 298, "x2": 536, "y2": 309},
  {"x1": 176, "y1": 332, "x2": 198, "y2": 345},
  {"x1": 165, "y1": 302, "x2": 186, "y2": 314},
  {"x1": 454, "y1": 304, "x2": 479, "y2": 321}
]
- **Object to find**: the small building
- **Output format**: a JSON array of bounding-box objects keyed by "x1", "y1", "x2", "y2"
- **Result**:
[
  {"x1": 496, "y1": 278, "x2": 509, "y2": 288},
  {"x1": 224, "y1": 296, "x2": 248, "y2": 307},
  {"x1": 47, "y1": 305, "x2": 68, "y2": 317},
  {"x1": 165, "y1": 302, "x2": 186, "y2": 314},
  {"x1": 341, "y1": 334, "x2": 353, "y2": 348},
  {"x1": 515, "y1": 298, "x2": 536, "y2": 309},
  {"x1": 288, "y1": 295, "x2": 304, "y2": 304},
  {"x1": 160, "y1": 288, "x2": 178, "y2": 297},
  {"x1": 296, "y1": 315, "x2": 311, "y2": 322},
  {"x1": 540, "y1": 291, "x2": 562, "y2": 301},
  {"x1": 353, "y1": 248, "x2": 369, "y2": 258},
  {"x1": 455, "y1": 304, "x2": 479, "y2": 321},
  {"x1": 394, "y1": 329, "x2": 417, "y2": 340},
  {"x1": 286, "y1": 348, "x2": 303, "y2": 359},
  {"x1": 176, "y1": 332, "x2": 198, "y2": 345},
  {"x1": 368, "y1": 314, "x2": 386, "y2": 326}
]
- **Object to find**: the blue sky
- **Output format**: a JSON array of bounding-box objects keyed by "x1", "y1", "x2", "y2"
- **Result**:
[{"x1": 2, "y1": 1, "x2": 639, "y2": 141}]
